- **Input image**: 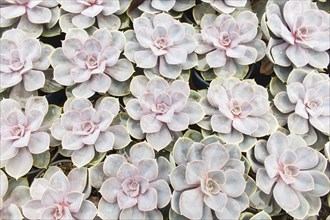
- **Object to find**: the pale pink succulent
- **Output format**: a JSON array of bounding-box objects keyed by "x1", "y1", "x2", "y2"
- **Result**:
[
  {"x1": 0, "y1": 97, "x2": 50, "y2": 179},
  {"x1": 98, "y1": 142, "x2": 172, "y2": 219},
  {"x1": 51, "y1": 28, "x2": 134, "y2": 97},
  {"x1": 124, "y1": 13, "x2": 198, "y2": 79},
  {"x1": 137, "y1": 0, "x2": 195, "y2": 13},
  {"x1": 125, "y1": 76, "x2": 205, "y2": 151},
  {"x1": 201, "y1": 0, "x2": 247, "y2": 13},
  {"x1": 51, "y1": 97, "x2": 131, "y2": 167},
  {"x1": 22, "y1": 167, "x2": 97, "y2": 219},
  {"x1": 248, "y1": 131, "x2": 329, "y2": 219},
  {"x1": 170, "y1": 138, "x2": 248, "y2": 219}
]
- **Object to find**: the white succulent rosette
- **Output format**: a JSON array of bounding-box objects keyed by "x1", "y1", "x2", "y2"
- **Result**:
[
  {"x1": 22, "y1": 167, "x2": 97, "y2": 219},
  {"x1": 125, "y1": 76, "x2": 205, "y2": 151},
  {"x1": 199, "y1": 77, "x2": 278, "y2": 152},
  {"x1": 0, "y1": 97, "x2": 50, "y2": 179},
  {"x1": 201, "y1": 0, "x2": 248, "y2": 13},
  {"x1": 247, "y1": 131, "x2": 329, "y2": 219},
  {"x1": 124, "y1": 13, "x2": 198, "y2": 79},
  {"x1": 50, "y1": 28, "x2": 134, "y2": 97}
]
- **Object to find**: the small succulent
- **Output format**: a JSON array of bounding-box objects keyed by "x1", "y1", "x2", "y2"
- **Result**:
[
  {"x1": 50, "y1": 28, "x2": 134, "y2": 97},
  {"x1": 200, "y1": 77, "x2": 277, "y2": 150},
  {"x1": 248, "y1": 131, "x2": 329, "y2": 219},
  {"x1": 201, "y1": 0, "x2": 247, "y2": 13},
  {"x1": 195, "y1": 12, "x2": 266, "y2": 78},
  {"x1": 51, "y1": 97, "x2": 131, "y2": 167},
  {"x1": 22, "y1": 167, "x2": 97, "y2": 219},
  {"x1": 274, "y1": 69, "x2": 330, "y2": 137},
  {"x1": 0, "y1": 0, "x2": 59, "y2": 37},
  {"x1": 265, "y1": 0, "x2": 330, "y2": 69},
  {"x1": 0, "y1": 29, "x2": 53, "y2": 93},
  {"x1": 98, "y1": 142, "x2": 172, "y2": 219},
  {"x1": 126, "y1": 76, "x2": 204, "y2": 150},
  {"x1": 124, "y1": 13, "x2": 198, "y2": 79},
  {"x1": 0, "y1": 170, "x2": 31, "y2": 219},
  {"x1": 135, "y1": 0, "x2": 195, "y2": 13},
  {"x1": 0, "y1": 97, "x2": 50, "y2": 179},
  {"x1": 170, "y1": 138, "x2": 248, "y2": 219}
]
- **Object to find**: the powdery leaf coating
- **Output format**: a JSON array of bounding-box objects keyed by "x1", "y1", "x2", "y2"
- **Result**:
[
  {"x1": 201, "y1": 0, "x2": 247, "y2": 13},
  {"x1": 50, "y1": 97, "x2": 131, "y2": 167},
  {"x1": 51, "y1": 28, "x2": 133, "y2": 98},
  {"x1": 125, "y1": 76, "x2": 205, "y2": 151},
  {"x1": 98, "y1": 142, "x2": 172, "y2": 219},
  {"x1": 22, "y1": 167, "x2": 97, "y2": 220},
  {"x1": 137, "y1": 0, "x2": 195, "y2": 13},
  {"x1": 274, "y1": 69, "x2": 330, "y2": 136},
  {"x1": 250, "y1": 131, "x2": 329, "y2": 219},
  {"x1": 0, "y1": 97, "x2": 50, "y2": 179},
  {"x1": 266, "y1": 0, "x2": 330, "y2": 69},
  {"x1": 124, "y1": 13, "x2": 198, "y2": 79},
  {"x1": 195, "y1": 12, "x2": 266, "y2": 78},
  {"x1": 0, "y1": 29, "x2": 52, "y2": 92},
  {"x1": 170, "y1": 138, "x2": 248, "y2": 219}
]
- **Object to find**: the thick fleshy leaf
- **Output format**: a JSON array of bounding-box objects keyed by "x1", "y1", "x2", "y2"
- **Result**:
[
  {"x1": 267, "y1": 132, "x2": 288, "y2": 158},
  {"x1": 149, "y1": 179, "x2": 171, "y2": 208},
  {"x1": 94, "y1": 131, "x2": 114, "y2": 153},
  {"x1": 27, "y1": 132, "x2": 49, "y2": 154},
  {"x1": 137, "y1": 187, "x2": 158, "y2": 211},
  {"x1": 221, "y1": 170, "x2": 246, "y2": 197},
  {"x1": 186, "y1": 160, "x2": 206, "y2": 185},
  {"x1": 167, "y1": 112, "x2": 189, "y2": 132},
  {"x1": 26, "y1": 6, "x2": 51, "y2": 24},
  {"x1": 179, "y1": 187, "x2": 204, "y2": 219},
  {"x1": 273, "y1": 180, "x2": 299, "y2": 212},
  {"x1": 204, "y1": 192, "x2": 227, "y2": 212},
  {"x1": 146, "y1": 126, "x2": 172, "y2": 151},
  {"x1": 99, "y1": 177, "x2": 122, "y2": 203},
  {"x1": 137, "y1": 158, "x2": 158, "y2": 181},
  {"x1": 71, "y1": 145, "x2": 95, "y2": 168},
  {"x1": 5, "y1": 148, "x2": 33, "y2": 179},
  {"x1": 256, "y1": 168, "x2": 276, "y2": 194},
  {"x1": 170, "y1": 164, "x2": 192, "y2": 191},
  {"x1": 22, "y1": 200, "x2": 43, "y2": 219},
  {"x1": 98, "y1": 198, "x2": 120, "y2": 220}
]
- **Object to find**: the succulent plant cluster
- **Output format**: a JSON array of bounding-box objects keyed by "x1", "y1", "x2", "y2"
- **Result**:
[{"x1": 0, "y1": 0, "x2": 329, "y2": 219}]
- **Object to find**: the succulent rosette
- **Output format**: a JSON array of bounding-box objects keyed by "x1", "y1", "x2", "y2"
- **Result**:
[
  {"x1": 57, "y1": 0, "x2": 131, "y2": 32},
  {"x1": 265, "y1": 0, "x2": 330, "y2": 70},
  {"x1": 170, "y1": 137, "x2": 248, "y2": 219},
  {"x1": 0, "y1": 97, "x2": 50, "y2": 179},
  {"x1": 0, "y1": 170, "x2": 31, "y2": 219},
  {"x1": 199, "y1": 77, "x2": 278, "y2": 151},
  {"x1": 22, "y1": 167, "x2": 97, "y2": 219},
  {"x1": 274, "y1": 69, "x2": 330, "y2": 145},
  {"x1": 0, "y1": 29, "x2": 53, "y2": 94},
  {"x1": 50, "y1": 28, "x2": 134, "y2": 97},
  {"x1": 51, "y1": 97, "x2": 131, "y2": 167},
  {"x1": 247, "y1": 131, "x2": 329, "y2": 219},
  {"x1": 124, "y1": 13, "x2": 198, "y2": 79},
  {"x1": 0, "y1": 0, "x2": 59, "y2": 37},
  {"x1": 195, "y1": 12, "x2": 266, "y2": 78},
  {"x1": 97, "y1": 142, "x2": 172, "y2": 219},
  {"x1": 201, "y1": 0, "x2": 247, "y2": 13},
  {"x1": 125, "y1": 76, "x2": 205, "y2": 151}
]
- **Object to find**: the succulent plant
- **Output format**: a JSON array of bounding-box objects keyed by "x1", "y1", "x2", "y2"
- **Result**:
[
  {"x1": 0, "y1": 0, "x2": 59, "y2": 37},
  {"x1": 200, "y1": 77, "x2": 277, "y2": 150},
  {"x1": 170, "y1": 138, "x2": 248, "y2": 219},
  {"x1": 248, "y1": 131, "x2": 329, "y2": 219},
  {"x1": 265, "y1": 0, "x2": 330, "y2": 69},
  {"x1": 50, "y1": 28, "x2": 134, "y2": 97},
  {"x1": 97, "y1": 142, "x2": 172, "y2": 219},
  {"x1": 51, "y1": 97, "x2": 131, "y2": 167},
  {"x1": 0, "y1": 29, "x2": 53, "y2": 93},
  {"x1": 124, "y1": 13, "x2": 198, "y2": 79},
  {"x1": 274, "y1": 69, "x2": 330, "y2": 138},
  {"x1": 201, "y1": 0, "x2": 247, "y2": 13},
  {"x1": 0, "y1": 97, "x2": 50, "y2": 179},
  {"x1": 125, "y1": 76, "x2": 204, "y2": 151},
  {"x1": 0, "y1": 170, "x2": 31, "y2": 219},
  {"x1": 135, "y1": 0, "x2": 195, "y2": 13},
  {"x1": 195, "y1": 12, "x2": 266, "y2": 78},
  {"x1": 22, "y1": 166, "x2": 97, "y2": 219}
]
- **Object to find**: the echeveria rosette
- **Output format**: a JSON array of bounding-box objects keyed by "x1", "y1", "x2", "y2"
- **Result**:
[
  {"x1": 51, "y1": 97, "x2": 131, "y2": 168},
  {"x1": 22, "y1": 167, "x2": 97, "y2": 219},
  {"x1": 170, "y1": 138, "x2": 248, "y2": 219},
  {"x1": 124, "y1": 13, "x2": 198, "y2": 79},
  {"x1": 199, "y1": 77, "x2": 278, "y2": 151},
  {"x1": 0, "y1": 97, "x2": 50, "y2": 179},
  {"x1": 0, "y1": 0, "x2": 59, "y2": 37},
  {"x1": 265, "y1": 0, "x2": 330, "y2": 70},
  {"x1": 274, "y1": 69, "x2": 330, "y2": 144},
  {"x1": 201, "y1": 0, "x2": 247, "y2": 13},
  {"x1": 0, "y1": 170, "x2": 31, "y2": 219},
  {"x1": 195, "y1": 12, "x2": 266, "y2": 78},
  {"x1": 0, "y1": 29, "x2": 53, "y2": 94},
  {"x1": 248, "y1": 131, "x2": 329, "y2": 219},
  {"x1": 125, "y1": 76, "x2": 205, "y2": 151},
  {"x1": 97, "y1": 142, "x2": 172, "y2": 219},
  {"x1": 51, "y1": 28, "x2": 134, "y2": 97},
  {"x1": 58, "y1": 0, "x2": 131, "y2": 32}
]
